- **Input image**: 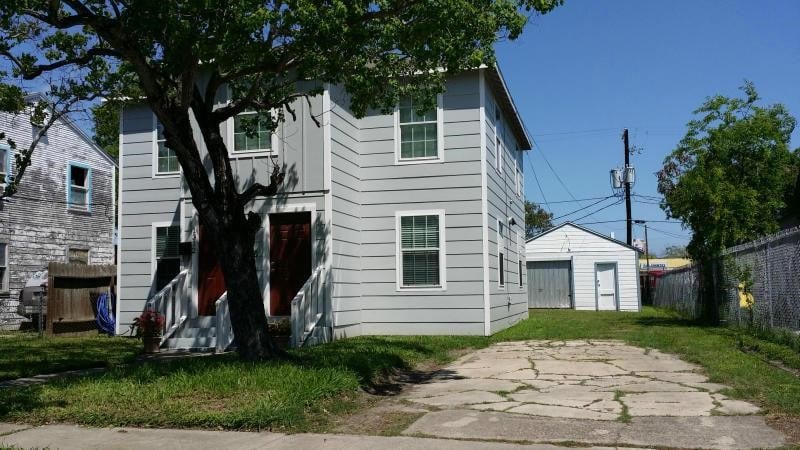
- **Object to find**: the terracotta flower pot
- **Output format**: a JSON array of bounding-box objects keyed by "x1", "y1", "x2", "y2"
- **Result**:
[{"x1": 143, "y1": 334, "x2": 161, "y2": 354}]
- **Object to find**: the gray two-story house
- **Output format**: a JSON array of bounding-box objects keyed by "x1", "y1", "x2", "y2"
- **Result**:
[
  {"x1": 117, "y1": 65, "x2": 530, "y2": 349},
  {"x1": 0, "y1": 95, "x2": 117, "y2": 328}
]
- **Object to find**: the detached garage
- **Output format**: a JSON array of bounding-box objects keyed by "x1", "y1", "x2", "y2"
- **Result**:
[{"x1": 526, "y1": 222, "x2": 641, "y2": 311}]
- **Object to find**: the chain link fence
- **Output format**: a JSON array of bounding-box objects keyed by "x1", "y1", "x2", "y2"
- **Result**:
[{"x1": 653, "y1": 226, "x2": 800, "y2": 334}]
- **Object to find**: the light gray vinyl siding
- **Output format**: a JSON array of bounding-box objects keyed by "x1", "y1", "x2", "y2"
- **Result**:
[
  {"x1": 118, "y1": 105, "x2": 182, "y2": 327},
  {"x1": 0, "y1": 109, "x2": 115, "y2": 326},
  {"x1": 329, "y1": 84, "x2": 363, "y2": 337},
  {"x1": 483, "y1": 82, "x2": 528, "y2": 334},
  {"x1": 353, "y1": 72, "x2": 485, "y2": 335},
  {"x1": 119, "y1": 89, "x2": 329, "y2": 329}
]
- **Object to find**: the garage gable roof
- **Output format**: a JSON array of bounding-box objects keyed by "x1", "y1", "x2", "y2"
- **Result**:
[{"x1": 526, "y1": 222, "x2": 643, "y2": 253}]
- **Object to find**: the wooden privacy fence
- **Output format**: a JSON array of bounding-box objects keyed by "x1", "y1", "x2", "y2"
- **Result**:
[{"x1": 47, "y1": 262, "x2": 116, "y2": 335}]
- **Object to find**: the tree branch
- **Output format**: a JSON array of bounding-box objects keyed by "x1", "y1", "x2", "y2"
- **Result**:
[{"x1": 240, "y1": 165, "x2": 285, "y2": 204}]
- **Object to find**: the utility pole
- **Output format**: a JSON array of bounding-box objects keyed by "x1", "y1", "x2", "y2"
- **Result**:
[
  {"x1": 623, "y1": 128, "x2": 632, "y2": 245},
  {"x1": 634, "y1": 219, "x2": 651, "y2": 304}
]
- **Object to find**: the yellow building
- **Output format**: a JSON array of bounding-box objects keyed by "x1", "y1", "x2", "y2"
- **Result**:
[{"x1": 639, "y1": 258, "x2": 691, "y2": 271}]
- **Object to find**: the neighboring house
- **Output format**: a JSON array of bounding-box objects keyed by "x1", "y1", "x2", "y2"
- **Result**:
[
  {"x1": 0, "y1": 95, "x2": 117, "y2": 328},
  {"x1": 117, "y1": 65, "x2": 529, "y2": 349},
  {"x1": 525, "y1": 222, "x2": 641, "y2": 311}
]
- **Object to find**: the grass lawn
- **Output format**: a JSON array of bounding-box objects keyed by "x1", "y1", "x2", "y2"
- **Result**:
[
  {"x1": 0, "y1": 333, "x2": 141, "y2": 381},
  {"x1": 1, "y1": 307, "x2": 798, "y2": 432}
]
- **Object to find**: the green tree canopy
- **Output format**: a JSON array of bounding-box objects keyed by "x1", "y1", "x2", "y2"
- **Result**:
[
  {"x1": 524, "y1": 200, "x2": 553, "y2": 238},
  {"x1": 662, "y1": 245, "x2": 688, "y2": 258},
  {"x1": 657, "y1": 82, "x2": 798, "y2": 259},
  {"x1": 0, "y1": 0, "x2": 563, "y2": 359}
]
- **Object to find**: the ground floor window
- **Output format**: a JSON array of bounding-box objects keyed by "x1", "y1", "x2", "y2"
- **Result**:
[
  {"x1": 0, "y1": 242, "x2": 7, "y2": 292},
  {"x1": 154, "y1": 225, "x2": 180, "y2": 291},
  {"x1": 397, "y1": 210, "x2": 445, "y2": 288},
  {"x1": 498, "y1": 220, "x2": 505, "y2": 288}
]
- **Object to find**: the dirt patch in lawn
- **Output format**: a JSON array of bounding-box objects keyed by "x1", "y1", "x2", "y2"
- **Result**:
[
  {"x1": 326, "y1": 348, "x2": 471, "y2": 435},
  {"x1": 766, "y1": 414, "x2": 800, "y2": 445}
]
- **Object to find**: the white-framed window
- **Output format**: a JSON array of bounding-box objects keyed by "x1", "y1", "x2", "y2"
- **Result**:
[
  {"x1": 517, "y1": 230, "x2": 524, "y2": 288},
  {"x1": 230, "y1": 110, "x2": 276, "y2": 155},
  {"x1": 0, "y1": 144, "x2": 10, "y2": 184},
  {"x1": 495, "y1": 105, "x2": 503, "y2": 173},
  {"x1": 0, "y1": 242, "x2": 8, "y2": 292},
  {"x1": 497, "y1": 219, "x2": 505, "y2": 288},
  {"x1": 67, "y1": 162, "x2": 91, "y2": 212},
  {"x1": 395, "y1": 95, "x2": 444, "y2": 164},
  {"x1": 153, "y1": 224, "x2": 181, "y2": 291},
  {"x1": 153, "y1": 116, "x2": 179, "y2": 176},
  {"x1": 396, "y1": 210, "x2": 446, "y2": 290},
  {"x1": 67, "y1": 247, "x2": 90, "y2": 265},
  {"x1": 514, "y1": 159, "x2": 523, "y2": 197}
]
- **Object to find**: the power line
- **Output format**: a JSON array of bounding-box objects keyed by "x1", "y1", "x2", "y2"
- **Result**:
[
  {"x1": 570, "y1": 199, "x2": 623, "y2": 223},
  {"x1": 530, "y1": 136, "x2": 585, "y2": 207},
  {"x1": 530, "y1": 195, "x2": 620, "y2": 205},
  {"x1": 551, "y1": 195, "x2": 618, "y2": 221},
  {"x1": 525, "y1": 151, "x2": 550, "y2": 209},
  {"x1": 577, "y1": 219, "x2": 683, "y2": 225},
  {"x1": 532, "y1": 127, "x2": 619, "y2": 137},
  {"x1": 641, "y1": 224, "x2": 691, "y2": 240}
]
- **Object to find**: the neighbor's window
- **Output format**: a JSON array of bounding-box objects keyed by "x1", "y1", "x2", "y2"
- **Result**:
[
  {"x1": 233, "y1": 111, "x2": 272, "y2": 153},
  {"x1": 0, "y1": 145, "x2": 9, "y2": 182},
  {"x1": 155, "y1": 121, "x2": 179, "y2": 175},
  {"x1": 498, "y1": 219, "x2": 505, "y2": 287},
  {"x1": 154, "y1": 225, "x2": 180, "y2": 291},
  {"x1": 67, "y1": 163, "x2": 91, "y2": 211},
  {"x1": 399, "y1": 212, "x2": 444, "y2": 288},
  {"x1": 0, "y1": 242, "x2": 8, "y2": 292},
  {"x1": 398, "y1": 97, "x2": 439, "y2": 160},
  {"x1": 67, "y1": 248, "x2": 89, "y2": 265}
]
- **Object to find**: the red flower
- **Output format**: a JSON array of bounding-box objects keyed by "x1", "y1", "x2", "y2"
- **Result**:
[{"x1": 133, "y1": 309, "x2": 165, "y2": 336}]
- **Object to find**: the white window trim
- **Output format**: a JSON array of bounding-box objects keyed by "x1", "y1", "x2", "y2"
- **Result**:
[
  {"x1": 516, "y1": 230, "x2": 524, "y2": 288},
  {"x1": 0, "y1": 241, "x2": 8, "y2": 293},
  {"x1": 66, "y1": 161, "x2": 92, "y2": 213},
  {"x1": 151, "y1": 221, "x2": 181, "y2": 283},
  {"x1": 514, "y1": 159, "x2": 522, "y2": 197},
  {"x1": 495, "y1": 106, "x2": 503, "y2": 174},
  {"x1": 66, "y1": 246, "x2": 91, "y2": 265},
  {"x1": 0, "y1": 144, "x2": 10, "y2": 186},
  {"x1": 394, "y1": 94, "x2": 445, "y2": 165},
  {"x1": 497, "y1": 219, "x2": 506, "y2": 289},
  {"x1": 152, "y1": 114, "x2": 181, "y2": 178},
  {"x1": 395, "y1": 209, "x2": 447, "y2": 291},
  {"x1": 226, "y1": 104, "x2": 279, "y2": 158}
]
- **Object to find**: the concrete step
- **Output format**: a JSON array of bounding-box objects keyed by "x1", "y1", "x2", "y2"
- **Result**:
[
  {"x1": 165, "y1": 336, "x2": 217, "y2": 350},
  {"x1": 179, "y1": 326, "x2": 217, "y2": 338},
  {"x1": 185, "y1": 316, "x2": 217, "y2": 328}
]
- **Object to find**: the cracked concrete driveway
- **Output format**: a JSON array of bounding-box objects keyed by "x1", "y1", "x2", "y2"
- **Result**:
[{"x1": 398, "y1": 340, "x2": 786, "y2": 449}]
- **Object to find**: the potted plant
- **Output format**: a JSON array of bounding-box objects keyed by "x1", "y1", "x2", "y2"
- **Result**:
[{"x1": 134, "y1": 309, "x2": 165, "y2": 354}]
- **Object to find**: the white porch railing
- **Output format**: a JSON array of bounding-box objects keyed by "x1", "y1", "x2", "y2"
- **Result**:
[
  {"x1": 291, "y1": 266, "x2": 325, "y2": 347},
  {"x1": 145, "y1": 269, "x2": 190, "y2": 346},
  {"x1": 215, "y1": 292, "x2": 234, "y2": 352}
]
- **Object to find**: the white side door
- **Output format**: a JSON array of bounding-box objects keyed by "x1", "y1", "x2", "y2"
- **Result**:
[{"x1": 596, "y1": 263, "x2": 617, "y2": 310}]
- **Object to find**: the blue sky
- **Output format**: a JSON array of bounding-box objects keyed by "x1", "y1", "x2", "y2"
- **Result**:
[{"x1": 497, "y1": 0, "x2": 800, "y2": 254}]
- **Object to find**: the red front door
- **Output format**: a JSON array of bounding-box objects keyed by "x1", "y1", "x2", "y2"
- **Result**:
[
  {"x1": 198, "y1": 226, "x2": 226, "y2": 316},
  {"x1": 269, "y1": 212, "x2": 312, "y2": 316}
]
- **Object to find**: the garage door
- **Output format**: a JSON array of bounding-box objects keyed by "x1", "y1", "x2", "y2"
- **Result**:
[{"x1": 527, "y1": 260, "x2": 572, "y2": 308}]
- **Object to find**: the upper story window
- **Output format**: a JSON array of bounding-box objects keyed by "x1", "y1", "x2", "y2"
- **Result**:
[
  {"x1": 396, "y1": 95, "x2": 444, "y2": 164},
  {"x1": 67, "y1": 163, "x2": 91, "y2": 212},
  {"x1": 232, "y1": 111, "x2": 273, "y2": 153},
  {"x1": 0, "y1": 242, "x2": 8, "y2": 292},
  {"x1": 397, "y1": 210, "x2": 446, "y2": 289},
  {"x1": 154, "y1": 119, "x2": 179, "y2": 176},
  {"x1": 514, "y1": 159, "x2": 522, "y2": 197},
  {"x1": 495, "y1": 106, "x2": 503, "y2": 174},
  {"x1": 0, "y1": 145, "x2": 10, "y2": 184}
]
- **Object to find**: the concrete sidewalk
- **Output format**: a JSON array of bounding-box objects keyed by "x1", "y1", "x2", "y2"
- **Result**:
[{"x1": 0, "y1": 423, "x2": 625, "y2": 449}]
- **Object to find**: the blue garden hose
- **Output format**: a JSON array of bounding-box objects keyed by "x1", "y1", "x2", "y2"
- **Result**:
[{"x1": 96, "y1": 292, "x2": 116, "y2": 336}]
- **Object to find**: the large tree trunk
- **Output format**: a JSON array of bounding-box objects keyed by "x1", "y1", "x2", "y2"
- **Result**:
[{"x1": 210, "y1": 213, "x2": 275, "y2": 360}]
